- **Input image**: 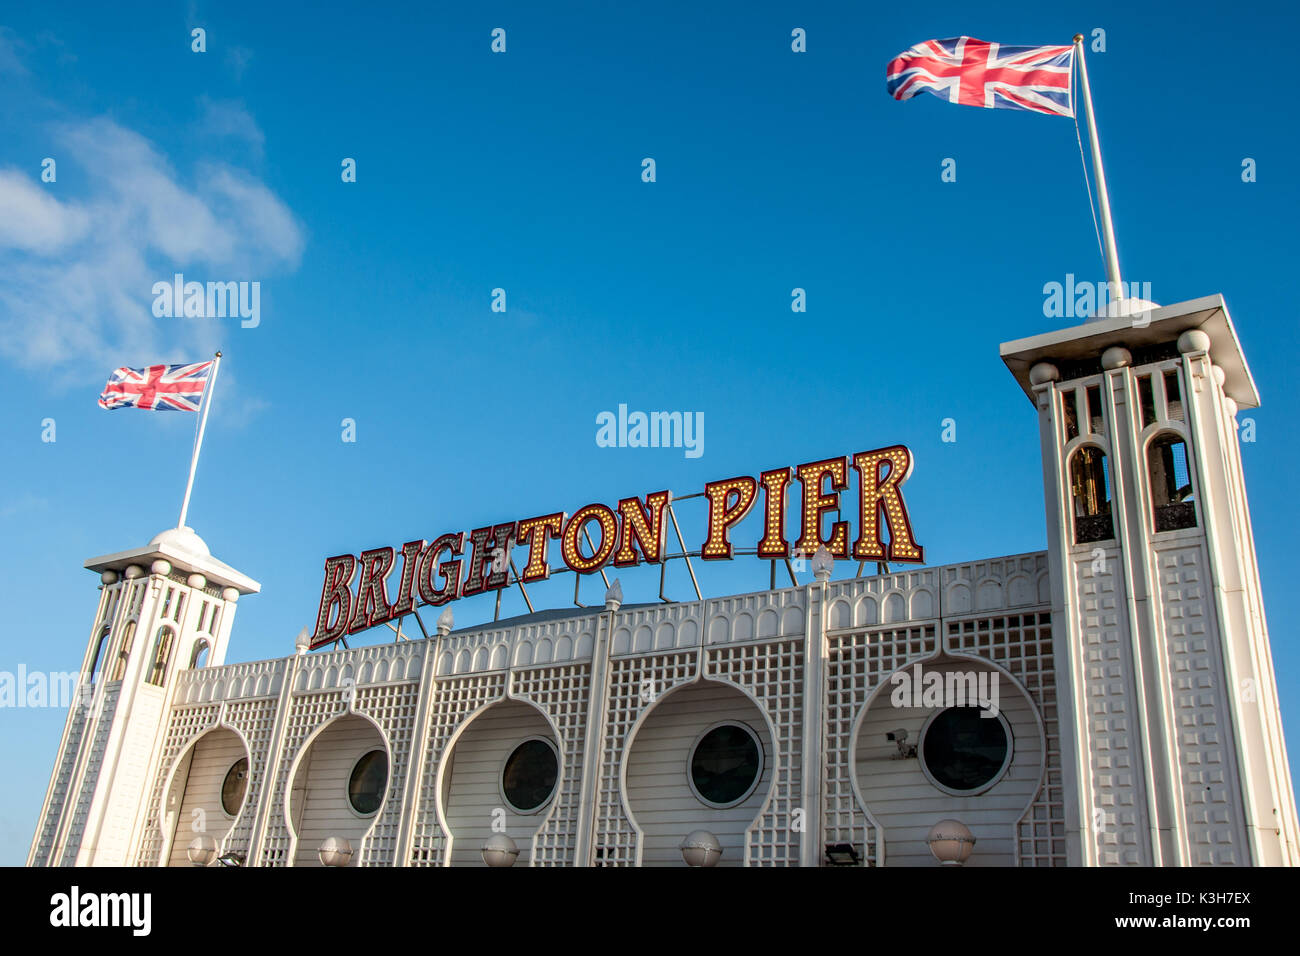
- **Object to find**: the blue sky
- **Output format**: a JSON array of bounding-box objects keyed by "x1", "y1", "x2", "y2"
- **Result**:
[{"x1": 1, "y1": 1, "x2": 1296, "y2": 865}]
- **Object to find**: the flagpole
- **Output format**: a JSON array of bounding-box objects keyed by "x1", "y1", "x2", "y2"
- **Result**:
[
  {"x1": 1073, "y1": 34, "x2": 1123, "y2": 297},
  {"x1": 178, "y1": 351, "x2": 221, "y2": 530}
]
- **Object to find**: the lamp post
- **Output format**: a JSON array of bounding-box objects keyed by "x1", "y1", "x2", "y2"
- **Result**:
[
  {"x1": 925, "y1": 819, "x2": 976, "y2": 866},
  {"x1": 680, "y1": 830, "x2": 721, "y2": 867},
  {"x1": 319, "y1": 836, "x2": 354, "y2": 867},
  {"x1": 187, "y1": 834, "x2": 218, "y2": 867},
  {"x1": 482, "y1": 833, "x2": 519, "y2": 867}
]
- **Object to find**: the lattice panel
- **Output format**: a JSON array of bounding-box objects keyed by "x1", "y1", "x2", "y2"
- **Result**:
[
  {"x1": 408, "y1": 672, "x2": 507, "y2": 866},
  {"x1": 58, "y1": 683, "x2": 122, "y2": 865},
  {"x1": 355, "y1": 682, "x2": 421, "y2": 866},
  {"x1": 706, "y1": 638, "x2": 804, "y2": 866},
  {"x1": 823, "y1": 625, "x2": 937, "y2": 865},
  {"x1": 513, "y1": 663, "x2": 591, "y2": 866},
  {"x1": 32, "y1": 706, "x2": 91, "y2": 866},
  {"x1": 947, "y1": 611, "x2": 1065, "y2": 865},
  {"x1": 591, "y1": 651, "x2": 697, "y2": 866},
  {"x1": 257, "y1": 690, "x2": 345, "y2": 867},
  {"x1": 219, "y1": 697, "x2": 279, "y2": 861},
  {"x1": 133, "y1": 702, "x2": 220, "y2": 865}
]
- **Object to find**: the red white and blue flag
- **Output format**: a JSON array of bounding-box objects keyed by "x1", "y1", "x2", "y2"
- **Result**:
[
  {"x1": 887, "y1": 37, "x2": 1074, "y2": 117},
  {"x1": 98, "y1": 362, "x2": 214, "y2": 411}
]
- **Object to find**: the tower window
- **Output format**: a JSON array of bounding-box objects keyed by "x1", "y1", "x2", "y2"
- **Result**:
[
  {"x1": 89, "y1": 625, "x2": 111, "y2": 684},
  {"x1": 1070, "y1": 446, "x2": 1114, "y2": 544},
  {"x1": 1149, "y1": 434, "x2": 1196, "y2": 531},
  {"x1": 189, "y1": 639, "x2": 211, "y2": 669},
  {"x1": 145, "y1": 626, "x2": 176, "y2": 686},
  {"x1": 1086, "y1": 385, "x2": 1105, "y2": 434},
  {"x1": 108, "y1": 620, "x2": 136, "y2": 682},
  {"x1": 1062, "y1": 389, "x2": 1080, "y2": 441},
  {"x1": 1163, "y1": 370, "x2": 1184, "y2": 421},
  {"x1": 1137, "y1": 375, "x2": 1157, "y2": 428}
]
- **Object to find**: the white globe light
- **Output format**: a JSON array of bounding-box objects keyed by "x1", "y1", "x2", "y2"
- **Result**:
[
  {"x1": 481, "y1": 833, "x2": 519, "y2": 867},
  {"x1": 680, "y1": 830, "x2": 722, "y2": 867},
  {"x1": 926, "y1": 819, "x2": 976, "y2": 865}
]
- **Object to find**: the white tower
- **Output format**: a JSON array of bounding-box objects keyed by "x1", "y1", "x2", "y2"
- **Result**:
[
  {"x1": 28, "y1": 526, "x2": 259, "y2": 867},
  {"x1": 1002, "y1": 294, "x2": 1300, "y2": 866}
]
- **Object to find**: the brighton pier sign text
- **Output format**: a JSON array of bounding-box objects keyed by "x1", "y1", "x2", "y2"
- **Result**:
[{"x1": 311, "y1": 445, "x2": 925, "y2": 648}]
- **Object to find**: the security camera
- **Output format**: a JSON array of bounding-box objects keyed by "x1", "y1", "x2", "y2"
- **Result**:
[{"x1": 886, "y1": 729, "x2": 916, "y2": 759}]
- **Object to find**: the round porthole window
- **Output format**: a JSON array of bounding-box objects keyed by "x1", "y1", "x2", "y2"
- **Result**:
[
  {"x1": 348, "y1": 749, "x2": 388, "y2": 816},
  {"x1": 221, "y1": 757, "x2": 248, "y2": 817},
  {"x1": 920, "y1": 706, "x2": 1013, "y2": 795},
  {"x1": 688, "y1": 723, "x2": 763, "y2": 809},
  {"x1": 501, "y1": 738, "x2": 559, "y2": 814}
]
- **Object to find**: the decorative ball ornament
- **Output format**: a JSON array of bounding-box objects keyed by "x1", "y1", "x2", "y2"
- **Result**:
[
  {"x1": 1177, "y1": 329, "x2": 1212, "y2": 355},
  {"x1": 1100, "y1": 346, "x2": 1132, "y2": 370},
  {"x1": 100, "y1": 570, "x2": 119, "y2": 586},
  {"x1": 221, "y1": 587, "x2": 239, "y2": 602},
  {"x1": 436, "y1": 606, "x2": 455, "y2": 637},
  {"x1": 926, "y1": 819, "x2": 976, "y2": 866},
  {"x1": 187, "y1": 834, "x2": 218, "y2": 867},
  {"x1": 187, "y1": 573, "x2": 207, "y2": 589},
  {"x1": 811, "y1": 545, "x2": 834, "y2": 582},
  {"x1": 481, "y1": 833, "x2": 519, "y2": 867},
  {"x1": 151, "y1": 559, "x2": 172, "y2": 577},
  {"x1": 1212, "y1": 365, "x2": 1227, "y2": 387},
  {"x1": 123, "y1": 564, "x2": 145, "y2": 580},
  {"x1": 318, "y1": 836, "x2": 354, "y2": 867},
  {"x1": 1028, "y1": 362, "x2": 1060, "y2": 386},
  {"x1": 1224, "y1": 398, "x2": 1239, "y2": 418},
  {"x1": 680, "y1": 830, "x2": 722, "y2": 867},
  {"x1": 295, "y1": 627, "x2": 312, "y2": 654}
]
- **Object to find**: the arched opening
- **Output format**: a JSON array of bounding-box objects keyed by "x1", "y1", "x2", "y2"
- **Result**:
[
  {"x1": 1069, "y1": 445, "x2": 1113, "y2": 544},
  {"x1": 144, "y1": 625, "x2": 175, "y2": 686},
  {"x1": 441, "y1": 699, "x2": 559, "y2": 866},
  {"x1": 624, "y1": 680, "x2": 772, "y2": 866},
  {"x1": 189, "y1": 639, "x2": 211, "y2": 669},
  {"x1": 109, "y1": 621, "x2": 136, "y2": 682},
  {"x1": 88, "y1": 625, "x2": 111, "y2": 684},
  {"x1": 854, "y1": 657, "x2": 1042, "y2": 866},
  {"x1": 162, "y1": 727, "x2": 250, "y2": 866},
  {"x1": 1148, "y1": 433, "x2": 1196, "y2": 531},
  {"x1": 287, "y1": 715, "x2": 389, "y2": 866}
]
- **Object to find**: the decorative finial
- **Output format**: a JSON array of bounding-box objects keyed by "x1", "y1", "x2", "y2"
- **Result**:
[
  {"x1": 1073, "y1": 34, "x2": 1084, "y2": 43},
  {"x1": 436, "y1": 606, "x2": 454, "y2": 637},
  {"x1": 295, "y1": 627, "x2": 311, "y2": 654},
  {"x1": 812, "y1": 545, "x2": 834, "y2": 582},
  {"x1": 605, "y1": 578, "x2": 624, "y2": 611}
]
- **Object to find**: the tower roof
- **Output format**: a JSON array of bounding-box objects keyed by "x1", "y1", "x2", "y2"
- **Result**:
[
  {"x1": 84, "y1": 526, "x2": 260, "y2": 595},
  {"x1": 1000, "y1": 294, "x2": 1260, "y2": 409}
]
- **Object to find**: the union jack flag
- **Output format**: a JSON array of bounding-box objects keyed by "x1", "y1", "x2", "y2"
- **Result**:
[
  {"x1": 98, "y1": 362, "x2": 214, "y2": 411},
  {"x1": 887, "y1": 37, "x2": 1074, "y2": 117}
]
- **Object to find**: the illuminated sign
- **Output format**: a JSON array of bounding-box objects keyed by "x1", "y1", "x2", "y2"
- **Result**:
[{"x1": 310, "y1": 445, "x2": 924, "y2": 648}]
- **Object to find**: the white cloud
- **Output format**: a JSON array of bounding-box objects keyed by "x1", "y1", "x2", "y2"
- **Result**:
[
  {"x1": 0, "y1": 26, "x2": 27, "y2": 75},
  {"x1": 0, "y1": 115, "x2": 303, "y2": 377}
]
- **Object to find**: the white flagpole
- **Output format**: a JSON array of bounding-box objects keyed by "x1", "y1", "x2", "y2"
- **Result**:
[
  {"x1": 178, "y1": 351, "x2": 221, "y2": 530},
  {"x1": 1073, "y1": 34, "x2": 1123, "y2": 297}
]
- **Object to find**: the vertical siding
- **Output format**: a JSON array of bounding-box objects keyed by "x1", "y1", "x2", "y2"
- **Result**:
[
  {"x1": 625, "y1": 681, "x2": 772, "y2": 867},
  {"x1": 444, "y1": 700, "x2": 556, "y2": 866},
  {"x1": 854, "y1": 659, "x2": 1041, "y2": 866},
  {"x1": 166, "y1": 729, "x2": 248, "y2": 866},
  {"x1": 290, "y1": 717, "x2": 387, "y2": 867}
]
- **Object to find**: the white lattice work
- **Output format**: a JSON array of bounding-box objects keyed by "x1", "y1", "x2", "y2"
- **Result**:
[
  {"x1": 355, "y1": 681, "x2": 421, "y2": 866},
  {"x1": 512, "y1": 663, "x2": 591, "y2": 866},
  {"x1": 1154, "y1": 543, "x2": 1245, "y2": 864},
  {"x1": 706, "y1": 638, "x2": 803, "y2": 866},
  {"x1": 947, "y1": 611, "x2": 1065, "y2": 865},
  {"x1": 58, "y1": 682, "x2": 122, "y2": 865},
  {"x1": 823, "y1": 625, "x2": 937, "y2": 865},
  {"x1": 591, "y1": 650, "x2": 697, "y2": 866},
  {"x1": 133, "y1": 702, "x2": 221, "y2": 865},
  {"x1": 1072, "y1": 550, "x2": 1147, "y2": 865},
  {"x1": 408, "y1": 672, "x2": 507, "y2": 866},
  {"x1": 257, "y1": 690, "x2": 346, "y2": 867},
  {"x1": 219, "y1": 697, "x2": 279, "y2": 860}
]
